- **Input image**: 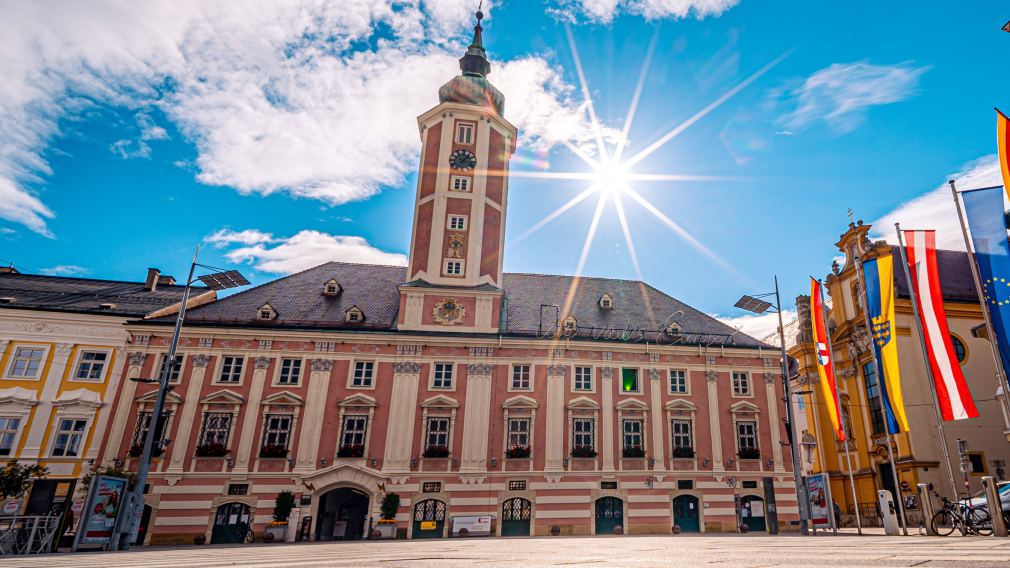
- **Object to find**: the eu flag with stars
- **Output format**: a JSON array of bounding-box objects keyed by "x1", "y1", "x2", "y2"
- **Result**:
[{"x1": 961, "y1": 184, "x2": 1010, "y2": 390}]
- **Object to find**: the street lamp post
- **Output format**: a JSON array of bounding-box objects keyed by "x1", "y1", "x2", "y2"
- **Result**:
[
  {"x1": 113, "y1": 246, "x2": 248, "y2": 550},
  {"x1": 735, "y1": 276, "x2": 810, "y2": 535}
]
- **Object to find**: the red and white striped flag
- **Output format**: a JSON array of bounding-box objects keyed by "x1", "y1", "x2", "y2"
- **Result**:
[{"x1": 903, "y1": 230, "x2": 979, "y2": 420}]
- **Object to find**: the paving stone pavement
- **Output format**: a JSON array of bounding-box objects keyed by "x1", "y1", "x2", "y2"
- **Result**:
[{"x1": 3, "y1": 533, "x2": 1010, "y2": 567}]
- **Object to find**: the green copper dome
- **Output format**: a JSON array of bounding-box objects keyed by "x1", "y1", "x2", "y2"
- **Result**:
[{"x1": 438, "y1": 10, "x2": 505, "y2": 115}]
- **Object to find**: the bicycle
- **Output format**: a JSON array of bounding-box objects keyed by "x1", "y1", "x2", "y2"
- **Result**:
[{"x1": 930, "y1": 490, "x2": 992, "y2": 536}]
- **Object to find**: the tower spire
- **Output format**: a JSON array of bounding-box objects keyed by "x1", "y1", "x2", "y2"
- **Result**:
[{"x1": 459, "y1": 7, "x2": 490, "y2": 78}]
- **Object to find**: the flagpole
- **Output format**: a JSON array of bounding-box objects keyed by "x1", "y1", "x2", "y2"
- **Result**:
[
  {"x1": 853, "y1": 254, "x2": 909, "y2": 535},
  {"x1": 949, "y1": 180, "x2": 1010, "y2": 445},
  {"x1": 893, "y1": 224, "x2": 961, "y2": 503},
  {"x1": 817, "y1": 279, "x2": 862, "y2": 534}
]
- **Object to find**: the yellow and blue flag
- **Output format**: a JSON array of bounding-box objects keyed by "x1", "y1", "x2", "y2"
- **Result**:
[{"x1": 862, "y1": 255, "x2": 909, "y2": 434}]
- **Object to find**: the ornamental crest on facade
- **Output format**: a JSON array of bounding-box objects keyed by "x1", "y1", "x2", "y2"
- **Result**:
[
  {"x1": 446, "y1": 233, "x2": 465, "y2": 259},
  {"x1": 433, "y1": 298, "x2": 465, "y2": 325},
  {"x1": 394, "y1": 361, "x2": 422, "y2": 374},
  {"x1": 467, "y1": 363, "x2": 493, "y2": 376}
]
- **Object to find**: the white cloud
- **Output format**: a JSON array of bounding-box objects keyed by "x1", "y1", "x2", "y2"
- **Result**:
[
  {"x1": 715, "y1": 309, "x2": 795, "y2": 342},
  {"x1": 552, "y1": 0, "x2": 739, "y2": 23},
  {"x1": 220, "y1": 229, "x2": 407, "y2": 274},
  {"x1": 40, "y1": 264, "x2": 88, "y2": 276},
  {"x1": 779, "y1": 61, "x2": 928, "y2": 134},
  {"x1": 871, "y1": 155, "x2": 1002, "y2": 250},
  {"x1": 205, "y1": 228, "x2": 276, "y2": 248},
  {"x1": 0, "y1": 0, "x2": 611, "y2": 235}
]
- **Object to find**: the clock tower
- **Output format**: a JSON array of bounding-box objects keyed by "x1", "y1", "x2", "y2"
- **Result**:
[{"x1": 398, "y1": 11, "x2": 516, "y2": 333}]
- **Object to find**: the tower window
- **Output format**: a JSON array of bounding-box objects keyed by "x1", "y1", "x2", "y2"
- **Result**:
[
  {"x1": 448, "y1": 215, "x2": 467, "y2": 230},
  {"x1": 444, "y1": 260, "x2": 464, "y2": 276},
  {"x1": 450, "y1": 176, "x2": 471, "y2": 192},
  {"x1": 455, "y1": 122, "x2": 474, "y2": 145}
]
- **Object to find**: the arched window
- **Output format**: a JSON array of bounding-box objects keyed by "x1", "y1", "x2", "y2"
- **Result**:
[{"x1": 950, "y1": 334, "x2": 967, "y2": 363}]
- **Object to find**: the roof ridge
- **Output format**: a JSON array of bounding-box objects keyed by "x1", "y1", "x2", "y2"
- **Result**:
[{"x1": 0, "y1": 271, "x2": 197, "y2": 290}]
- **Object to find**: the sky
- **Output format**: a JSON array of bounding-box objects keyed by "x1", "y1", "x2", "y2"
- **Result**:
[{"x1": 1, "y1": 1, "x2": 1008, "y2": 340}]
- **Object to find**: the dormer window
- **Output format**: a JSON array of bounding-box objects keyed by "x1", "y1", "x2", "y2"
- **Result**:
[
  {"x1": 665, "y1": 322, "x2": 682, "y2": 336},
  {"x1": 345, "y1": 306, "x2": 365, "y2": 323},
  {"x1": 563, "y1": 315, "x2": 577, "y2": 333},
  {"x1": 258, "y1": 303, "x2": 277, "y2": 321},
  {"x1": 98, "y1": 302, "x2": 116, "y2": 310},
  {"x1": 323, "y1": 279, "x2": 341, "y2": 296},
  {"x1": 599, "y1": 293, "x2": 613, "y2": 310}
]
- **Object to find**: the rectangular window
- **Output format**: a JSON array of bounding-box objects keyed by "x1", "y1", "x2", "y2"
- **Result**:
[
  {"x1": 433, "y1": 363, "x2": 453, "y2": 389},
  {"x1": 621, "y1": 368, "x2": 639, "y2": 392},
  {"x1": 200, "y1": 413, "x2": 232, "y2": 446},
  {"x1": 455, "y1": 122, "x2": 474, "y2": 144},
  {"x1": 340, "y1": 415, "x2": 368, "y2": 448},
  {"x1": 573, "y1": 418, "x2": 594, "y2": 450},
  {"x1": 228, "y1": 484, "x2": 249, "y2": 496},
  {"x1": 507, "y1": 418, "x2": 530, "y2": 450},
  {"x1": 423, "y1": 481, "x2": 442, "y2": 493},
  {"x1": 263, "y1": 414, "x2": 293, "y2": 448},
  {"x1": 51, "y1": 418, "x2": 87, "y2": 457},
  {"x1": 450, "y1": 176, "x2": 471, "y2": 192},
  {"x1": 732, "y1": 372, "x2": 751, "y2": 396},
  {"x1": 622, "y1": 419, "x2": 643, "y2": 450},
  {"x1": 669, "y1": 369, "x2": 687, "y2": 394},
  {"x1": 511, "y1": 365, "x2": 531, "y2": 390},
  {"x1": 159, "y1": 354, "x2": 183, "y2": 383},
  {"x1": 445, "y1": 260, "x2": 463, "y2": 276},
  {"x1": 7, "y1": 346, "x2": 44, "y2": 379},
  {"x1": 131, "y1": 411, "x2": 171, "y2": 449},
  {"x1": 425, "y1": 417, "x2": 449, "y2": 450},
  {"x1": 863, "y1": 361, "x2": 886, "y2": 435},
  {"x1": 218, "y1": 356, "x2": 244, "y2": 383},
  {"x1": 968, "y1": 452, "x2": 986, "y2": 474},
  {"x1": 671, "y1": 419, "x2": 693, "y2": 450},
  {"x1": 508, "y1": 480, "x2": 527, "y2": 491},
  {"x1": 74, "y1": 350, "x2": 108, "y2": 381},
  {"x1": 737, "y1": 420, "x2": 758, "y2": 450},
  {"x1": 278, "y1": 358, "x2": 302, "y2": 385},
  {"x1": 574, "y1": 366, "x2": 592, "y2": 391},
  {"x1": 352, "y1": 361, "x2": 374, "y2": 387},
  {"x1": 0, "y1": 417, "x2": 20, "y2": 456},
  {"x1": 448, "y1": 215, "x2": 466, "y2": 230}
]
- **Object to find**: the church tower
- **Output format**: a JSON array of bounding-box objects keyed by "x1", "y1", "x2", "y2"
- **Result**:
[{"x1": 399, "y1": 11, "x2": 516, "y2": 333}]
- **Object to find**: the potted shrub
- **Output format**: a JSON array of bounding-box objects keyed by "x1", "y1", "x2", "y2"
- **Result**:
[
  {"x1": 266, "y1": 490, "x2": 296, "y2": 542},
  {"x1": 336, "y1": 444, "x2": 365, "y2": 458},
  {"x1": 571, "y1": 446, "x2": 597, "y2": 459},
  {"x1": 195, "y1": 441, "x2": 229, "y2": 457},
  {"x1": 671, "y1": 446, "x2": 695, "y2": 459},
  {"x1": 376, "y1": 493, "x2": 400, "y2": 539},
  {"x1": 737, "y1": 447, "x2": 761, "y2": 460},
  {"x1": 422, "y1": 445, "x2": 449, "y2": 458},
  {"x1": 505, "y1": 446, "x2": 531, "y2": 459},
  {"x1": 622, "y1": 446, "x2": 645, "y2": 459},
  {"x1": 260, "y1": 444, "x2": 288, "y2": 459}
]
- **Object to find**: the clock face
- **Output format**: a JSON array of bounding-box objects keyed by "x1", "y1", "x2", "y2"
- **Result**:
[{"x1": 449, "y1": 149, "x2": 477, "y2": 171}]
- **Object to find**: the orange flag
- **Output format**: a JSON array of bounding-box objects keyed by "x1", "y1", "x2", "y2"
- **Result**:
[
  {"x1": 811, "y1": 278, "x2": 845, "y2": 441},
  {"x1": 998, "y1": 108, "x2": 1010, "y2": 198}
]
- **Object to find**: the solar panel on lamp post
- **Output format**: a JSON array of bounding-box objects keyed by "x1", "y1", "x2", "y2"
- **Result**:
[
  {"x1": 113, "y1": 245, "x2": 248, "y2": 550},
  {"x1": 735, "y1": 276, "x2": 810, "y2": 536}
]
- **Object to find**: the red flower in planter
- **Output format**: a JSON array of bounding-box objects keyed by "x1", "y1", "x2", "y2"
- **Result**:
[
  {"x1": 337, "y1": 444, "x2": 365, "y2": 458},
  {"x1": 259, "y1": 444, "x2": 289, "y2": 458},
  {"x1": 571, "y1": 446, "x2": 597, "y2": 458},
  {"x1": 506, "y1": 446, "x2": 531, "y2": 459},
  {"x1": 195, "y1": 442, "x2": 229, "y2": 457},
  {"x1": 671, "y1": 446, "x2": 695, "y2": 459},
  {"x1": 622, "y1": 446, "x2": 646, "y2": 459},
  {"x1": 737, "y1": 447, "x2": 761, "y2": 460},
  {"x1": 422, "y1": 445, "x2": 450, "y2": 458}
]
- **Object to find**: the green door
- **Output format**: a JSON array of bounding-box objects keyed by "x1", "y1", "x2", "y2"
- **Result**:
[
  {"x1": 673, "y1": 495, "x2": 700, "y2": 532},
  {"x1": 595, "y1": 497, "x2": 623, "y2": 535},
  {"x1": 412, "y1": 499, "x2": 446, "y2": 539},
  {"x1": 740, "y1": 496, "x2": 767, "y2": 533},
  {"x1": 210, "y1": 502, "x2": 251, "y2": 544},
  {"x1": 501, "y1": 498, "x2": 531, "y2": 536}
]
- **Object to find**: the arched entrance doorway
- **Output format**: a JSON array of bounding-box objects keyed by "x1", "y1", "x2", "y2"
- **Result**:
[
  {"x1": 411, "y1": 499, "x2": 446, "y2": 539},
  {"x1": 501, "y1": 498, "x2": 532, "y2": 536},
  {"x1": 316, "y1": 487, "x2": 370, "y2": 541},
  {"x1": 211, "y1": 502, "x2": 251, "y2": 544},
  {"x1": 594, "y1": 497, "x2": 623, "y2": 535},
  {"x1": 740, "y1": 495, "x2": 767, "y2": 533},
  {"x1": 672, "y1": 495, "x2": 700, "y2": 532}
]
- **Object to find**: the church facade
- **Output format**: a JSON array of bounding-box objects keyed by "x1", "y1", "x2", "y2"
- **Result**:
[{"x1": 100, "y1": 16, "x2": 798, "y2": 544}]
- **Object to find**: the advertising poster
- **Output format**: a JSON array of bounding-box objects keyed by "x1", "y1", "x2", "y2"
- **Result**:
[
  {"x1": 451, "y1": 515, "x2": 492, "y2": 536},
  {"x1": 78, "y1": 476, "x2": 128, "y2": 546},
  {"x1": 805, "y1": 474, "x2": 833, "y2": 528}
]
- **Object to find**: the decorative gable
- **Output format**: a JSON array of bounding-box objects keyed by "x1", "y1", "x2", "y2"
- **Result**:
[
  {"x1": 199, "y1": 390, "x2": 245, "y2": 405},
  {"x1": 599, "y1": 292, "x2": 614, "y2": 310},
  {"x1": 261, "y1": 391, "x2": 305, "y2": 406},
  {"x1": 136, "y1": 389, "x2": 184, "y2": 405},
  {"x1": 323, "y1": 279, "x2": 341, "y2": 297},
  {"x1": 345, "y1": 305, "x2": 365, "y2": 323},
  {"x1": 729, "y1": 400, "x2": 761, "y2": 414},
  {"x1": 665, "y1": 321, "x2": 682, "y2": 336},
  {"x1": 665, "y1": 399, "x2": 698, "y2": 412},
  {"x1": 566, "y1": 396, "x2": 600, "y2": 410},
  {"x1": 421, "y1": 394, "x2": 459, "y2": 408},
  {"x1": 53, "y1": 389, "x2": 103, "y2": 409},
  {"x1": 562, "y1": 315, "x2": 577, "y2": 333},
  {"x1": 257, "y1": 303, "x2": 277, "y2": 321},
  {"x1": 616, "y1": 398, "x2": 649, "y2": 411},
  {"x1": 501, "y1": 395, "x2": 538, "y2": 409},
  {"x1": 338, "y1": 393, "x2": 378, "y2": 408}
]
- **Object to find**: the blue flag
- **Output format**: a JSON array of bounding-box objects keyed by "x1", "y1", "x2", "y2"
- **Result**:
[{"x1": 961, "y1": 185, "x2": 1010, "y2": 390}]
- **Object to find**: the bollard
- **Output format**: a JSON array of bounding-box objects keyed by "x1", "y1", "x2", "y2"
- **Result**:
[
  {"x1": 981, "y1": 476, "x2": 1008, "y2": 537},
  {"x1": 917, "y1": 483, "x2": 936, "y2": 536}
]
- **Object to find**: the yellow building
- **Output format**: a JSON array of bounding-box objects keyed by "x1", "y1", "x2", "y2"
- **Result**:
[
  {"x1": 0, "y1": 266, "x2": 210, "y2": 482},
  {"x1": 787, "y1": 221, "x2": 1010, "y2": 525}
]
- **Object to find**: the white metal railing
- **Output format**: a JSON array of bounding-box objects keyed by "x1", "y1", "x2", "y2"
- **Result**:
[{"x1": 0, "y1": 515, "x2": 61, "y2": 555}]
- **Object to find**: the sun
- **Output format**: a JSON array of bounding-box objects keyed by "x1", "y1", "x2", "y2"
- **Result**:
[{"x1": 593, "y1": 159, "x2": 630, "y2": 198}]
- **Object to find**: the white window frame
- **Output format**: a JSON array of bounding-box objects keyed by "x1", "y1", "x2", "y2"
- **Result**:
[
  {"x1": 448, "y1": 215, "x2": 467, "y2": 231},
  {"x1": 573, "y1": 366, "x2": 593, "y2": 392},
  {"x1": 507, "y1": 417, "x2": 530, "y2": 450},
  {"x1": 131, "y1": 410, "x2": 172, "y2": 449},
  {"x1": 731, "y1": 371, "x2": 752, "y2": 397},
  {"x1": 158, "y1": 353, "x2": 184, "y2": 384},
  {"x1": 620, "y1": 367, "x2": 641, "y2": 394},
  {"x1": 339, "y1": 415, "x2": 369, "y2": 449},
  {"x1": 49, "y1": 417, "x2": 89, "y2": 457},
  {"x1": 736, "y1": 420, "x2": 758, "y2": 451},
  {"x1": 444, "y1": 259, "x2": 464, "y2": 277},
  {"x1": 216, "y1": 355, "x2": 244, "y2": 384},
  {"x1": 199, "y1": 412, "x2": 233, "y2": 447},
  {"x1": 450, "y1": 176, "x2": 471, "y2": 192},
  {"x1": 509, "y1": 364, "x2": 532, "y2": 391},
  {"x1": 621, "y1": 419, "x2": 644, "y2": 451},
  {"x1": 275, "y1": 358, "x2": 303, "y2": 386},
  {"x1": 669, "y1": 369, "x2": 688, "y2": 394},
  {"x1": 0, "y1": 417, "x2": 22, "y2": 457},
  {"x1": 455, "y1": 121, "x2": 475, "y2": 145},
  {"x1": 425, "y1": 417, "x2": 450, "y2": 450},
  {"x1": 262, "y1": 414, "x2": 293, "y2": 449},
  {"x1": 431, "y1": 362, "x2": 454, "y2": 390},
  {"x1": 4, "y1": 344, "x2": 49, "y2": 381},
  {"x1": 348, "y1": 360, "x2": 375, "y2": 389},
  {"x1": 572, "y1": 418, "x2": 595, "y2": 452},
  {"x1": 671, "y1": 418, "x2": 693, "y2": 450},
  {"x1": 70, "y1": 348, "x2": 112, "y2": 383}
]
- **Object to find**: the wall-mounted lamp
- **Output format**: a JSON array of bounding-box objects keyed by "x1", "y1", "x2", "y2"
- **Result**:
[
  {"x1": 287, "y1": 457, "x2": 296, "y2": 468},
  {"x1": 563, "y1": 457, "x2": 569, "y2": 468},
  {"x1": 702, "y1": 457, "x2": 710, "y2": 467},
  {"x1": 726, "y1": 458, "x2": 735, "y2": 466},
  {"x1": 647, "y1": 457, "x2": 655, "y2": 468},
  {"x1": 451, "y1": 458, "x2": 459, "y2": 469},
  {"x1": 226, "y1": 457, "x2": 234, "y2": 467},
  {"x1": 410, "y1": 457, "x2": 418, "y2": 469},
  {"x1": 766, "y1": 458, "x2": 774, "y2": 468},
  {"x1": 370, "y1": 457, "x2": 377, "y2": 467},
  {"x1": 490, "y1": 457, "x2": 497, "y2": 468},
  {"x1": 113, "y1": 457, "x2": 124, "y2": 468},
  {"x1": 321, "y1": 457, "x2": 328, "y2": 467},
  {"x1": 87, "y1": 458, "x2": 95, "y2": 467}
]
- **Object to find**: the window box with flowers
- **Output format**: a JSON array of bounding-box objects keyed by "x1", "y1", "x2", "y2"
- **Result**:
[
  {"x1": 737, "y1": 447, "x2": 761, "y2": 460},
  {"x1": 129, "y1": 444, "x2": 164, "y2": 458},
  {"x1": 337, "y1": 444, "x2": 365, "y2": 458},
  {"x1": 671, "y1": 446, "x2": 695, "y2": 459},
  {"x1": 194, "y1": 442, "x2": 229, "y2": 457},
  {"x1": 622, "y1": 446, "x2": 646, "y2": 459},
  {"x1": 422, "y1": 445, "x2": 450, "y2": 459},
  {"x1": 260, "y1": 444, "x2": 288, "y2": 459},
  {"x1": 571, "y1": 446, "x2": 598, "y2": 459},
  {"x1": 506, "y1": 446, "x2": 531, "y2": 459}
]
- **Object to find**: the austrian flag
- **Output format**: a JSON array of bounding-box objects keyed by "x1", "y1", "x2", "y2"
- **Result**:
[{"x1": 903, "y1": 230, "x2": 979, "y2": 420}]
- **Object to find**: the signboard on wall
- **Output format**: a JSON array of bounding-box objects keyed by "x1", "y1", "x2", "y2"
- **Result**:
[
  {"x1": 451, "y1": 516, "x2": 492, "y2": 536},
  {"x1": 74, "y1": 475, "x2": 128, "y2": 549},
  {"x1": 806, "y1": 473, "x2": 834, "y2": 528}
]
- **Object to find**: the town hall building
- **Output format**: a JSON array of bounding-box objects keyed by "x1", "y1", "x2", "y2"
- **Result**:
[{"x1": 99, "y1": 14, "x2": 799, "y2": 544}]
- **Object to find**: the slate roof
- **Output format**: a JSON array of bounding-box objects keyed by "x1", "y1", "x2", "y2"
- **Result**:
[
  {"x1": 890, "y1": 246, "x2": 979, "y2": 303},
  {"x1": 162, "y1": 262, "x2": 767, "y2": 348},
  {"x1": 0, "y1": 272, "x2": 202, "y2": 317}
]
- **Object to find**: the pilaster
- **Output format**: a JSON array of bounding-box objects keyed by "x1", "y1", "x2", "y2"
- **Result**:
[
  {"x1": 459, "y1": 363, "x2": 492, "y2": 473},
  {"x1": 22, "y1": 343, "x2": 73, "y2": 459},
  {"x1": 294, "y1": 359, "x2": 333, "y2": 473},
  {"x1": 167, "y1": 354, "x2": 210, "y2": 473},
  {"x1": 706, "y1": 370, "x2": 724, "y2": 471},
  {"x1": 648, "y1": 369, "x2": 665, "y2": 469},
  {"x1": 103, "y1": 351, "x2": 146, "y2": 465},
  {"x1": 764, "y1": 372, "x2": 784, "y2": 470},
  {"x1": 601, "y1": 367, "x2": 615, "y2": 473},
  {"x1": 236, "y1": 357, "x2": 271, "y2": 470},
  {"x1": 545, "y1": 365, "x2": 566, "y2": 472},
  {"x1": 382, "y1": 362, "x2": 421, "y2": 472}
]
